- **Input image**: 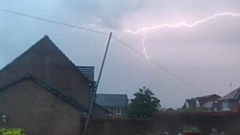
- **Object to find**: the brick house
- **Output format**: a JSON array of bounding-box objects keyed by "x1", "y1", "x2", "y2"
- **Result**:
[
  {"x1": 0, "y1": 36, "x2": 110, "y2": 135},
  {"x1": 218, "y1": 87, "x2": 240, "y2": 112},
  {"x1": 183, "y1": 94, "x2": 221, "y2": 111},
  {"x1": 96, "y1": 94, "x2": 129, "y2": 117}
]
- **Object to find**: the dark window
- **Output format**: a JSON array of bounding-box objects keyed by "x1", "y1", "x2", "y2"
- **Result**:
[{"x1": 116, "y1": 108, "x2": 121, "y2": 115}]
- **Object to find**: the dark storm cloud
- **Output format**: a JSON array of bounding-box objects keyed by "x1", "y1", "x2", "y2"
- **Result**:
[{"x1": 62, "y1": 0, "x2": 148, "y2": 29}]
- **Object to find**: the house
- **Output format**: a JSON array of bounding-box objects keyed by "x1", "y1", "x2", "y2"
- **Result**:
[
  {"x1": 164, "y1": 108, "x2": 175, "y2": 112},
  {"x1": 183, "y1": 94, "x2": 221, "y2": 111},
  {"x1": 218, "y1": 87, "x2": 240, "y2": 112},
  {"x1": 0, "y1": 36, "x2": 110, "y2": 135},
  {"x1": 96, "y1": 94, "x2": 129, "y2": 117}
]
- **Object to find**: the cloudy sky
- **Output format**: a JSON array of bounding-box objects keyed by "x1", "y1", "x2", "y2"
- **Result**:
[{"x1": 0, "y1": 0, "x2": 240, "y2": 108}]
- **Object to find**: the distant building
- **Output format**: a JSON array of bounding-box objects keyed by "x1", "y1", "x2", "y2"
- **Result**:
[
  {"x1": 96, "y1": 94, "x2": 129, "y2": 117},
  {"x1": 183, "y1": 94, "x2": 221, "y2": 111},
  {"x1": 164, "y1": 108, "x2": 175, "y2": 112},
  {"x1": 218, "y1": 87, "x2": 240, "y2": 112}
]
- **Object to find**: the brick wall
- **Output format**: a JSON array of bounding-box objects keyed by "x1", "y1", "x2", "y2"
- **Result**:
[
  {"x1": 92, "y1": 103, "x2": 111, "y2": 119},
  {"x1": 218, "y1": 100, "x2": 240, "y2": 112},
  {"x1": 0, "y1": 80, "x2": 83, "y2": 135}
]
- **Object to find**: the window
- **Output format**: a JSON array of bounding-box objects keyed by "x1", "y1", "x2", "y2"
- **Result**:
[
  {"x1": 214, "y1": 107, "x2": 218, "y2": 112},
  {"x1": 185, "y1": 101, "x2": 189, "y2": 108},
  {"x1": 116, "y1": 108, "x2": 121, "y2": 115},
  {"x1": 196, "y1": 99, "x2": 200, "y2": 108},
  {"x1": 222, "y1": 101, "x2": 230, "y2": 111}
]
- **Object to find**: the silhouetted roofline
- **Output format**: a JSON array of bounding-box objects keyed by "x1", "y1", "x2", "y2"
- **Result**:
[
  {"x1": 0, "y1": 35, "x2": 89, "y2": 84},
  {"x1": 0, "y1": 36, "x2": 48, "y2": 73}
]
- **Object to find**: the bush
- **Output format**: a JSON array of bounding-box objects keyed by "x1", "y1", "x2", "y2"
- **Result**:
[{"x1": 0, "y1": 128, "x2": 26, "y2": 135}]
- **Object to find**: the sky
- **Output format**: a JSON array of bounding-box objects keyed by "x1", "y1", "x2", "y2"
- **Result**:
[{"x1": 0, "y1": 0, "x2": 240, "y2": 108}]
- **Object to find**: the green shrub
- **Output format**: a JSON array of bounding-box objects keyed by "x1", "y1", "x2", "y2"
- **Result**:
[{"x1": 0, "y1": 128, "x2": 26, "y2": 135}]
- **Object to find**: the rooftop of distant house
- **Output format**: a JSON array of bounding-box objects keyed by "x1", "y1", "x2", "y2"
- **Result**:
[
  {"x1": 96, "y1": 94, "x2": 128, "y2": 107},
  {"x1": 218, "y1": 87, "x2": 240, "y2": 101}
]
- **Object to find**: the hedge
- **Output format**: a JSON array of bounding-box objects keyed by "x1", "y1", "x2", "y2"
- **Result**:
[{"x1": 0, "y1": 128, "x2": 26, "y2": 135}]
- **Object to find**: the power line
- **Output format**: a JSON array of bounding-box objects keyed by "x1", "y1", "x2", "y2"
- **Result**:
[
  {"x1": 113, "y1": 36, "x2": 204, "y2": 95},
  {"x1": 0, "y1": 8, "x2": 204, "y2": 94},
  {"x1": 0, "y1": 8, "x2": 109, "y2": 36}
]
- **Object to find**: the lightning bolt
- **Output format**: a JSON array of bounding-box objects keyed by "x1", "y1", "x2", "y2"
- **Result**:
[
  {"x1": 124, "y1": 12, "x2": 240, "y2": 34},
  {"x1": 123, "y1": 12, "x2": 240, "y2": 59},
  {"x1": 142, "y1": 32, "x2": 150, "y2": 59}
]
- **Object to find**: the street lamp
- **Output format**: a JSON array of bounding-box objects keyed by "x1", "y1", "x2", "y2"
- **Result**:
[{"x1": 2, "y1": 114, "x2": 7, "y2": 123}]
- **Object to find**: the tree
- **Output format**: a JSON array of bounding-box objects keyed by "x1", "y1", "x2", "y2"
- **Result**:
[{"x1": 129, "y1": 87, "x2": 161, "y2": 118}]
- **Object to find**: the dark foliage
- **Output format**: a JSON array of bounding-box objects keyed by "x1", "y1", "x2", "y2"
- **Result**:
[{"x1": 129, "y1": 87, "x2": 161, "y2": 118}]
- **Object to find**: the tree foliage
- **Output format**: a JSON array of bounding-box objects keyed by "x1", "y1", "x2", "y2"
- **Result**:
[{"x1": 129, "y1": 87, "x2": 161, "y2": 118}]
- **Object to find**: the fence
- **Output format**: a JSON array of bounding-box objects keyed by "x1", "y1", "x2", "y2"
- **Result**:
[{"x1": 83, "y1": 111, "x2": 240, "y2": 135}]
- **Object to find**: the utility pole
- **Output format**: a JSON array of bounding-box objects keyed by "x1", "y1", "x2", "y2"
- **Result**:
[
  {"x1": 96, "y1": 32, "x2": 112, "y2": 90},
  {"x1": 83, "y1": 32, "x2": 112, "y2": 135}
]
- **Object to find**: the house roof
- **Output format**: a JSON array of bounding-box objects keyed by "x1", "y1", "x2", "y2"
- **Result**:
[
  {"x1": 183, "y1": 94, "x2": 221, "y2": 108},
  {"x1": 77, "y1": 66, "x2": 94, "y2": 83},
  {"x1": 165, "y1": 108, "x2": 175, "y2": 112},
  {"x1": 202, "y1": 101, "x2": 214, "y2": 108},
  {"x1": 0, "y1": 35, "x2": 90, "y2": 106},
  {"x1": 0, "y1": 75, "x2": 88, "y2": 112},
  {"x1": 96, "y1": 94, "x2": 128, "y2": 107},
  {"x1": 186, "y1": 94, "x2": 221, "y2": 103},
  {"x1": 218, "y1": 87, "x2": 240, "y2": 101},
  {"x1": 196, "y1": 94, "x2": 221, "y2": 101}
]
